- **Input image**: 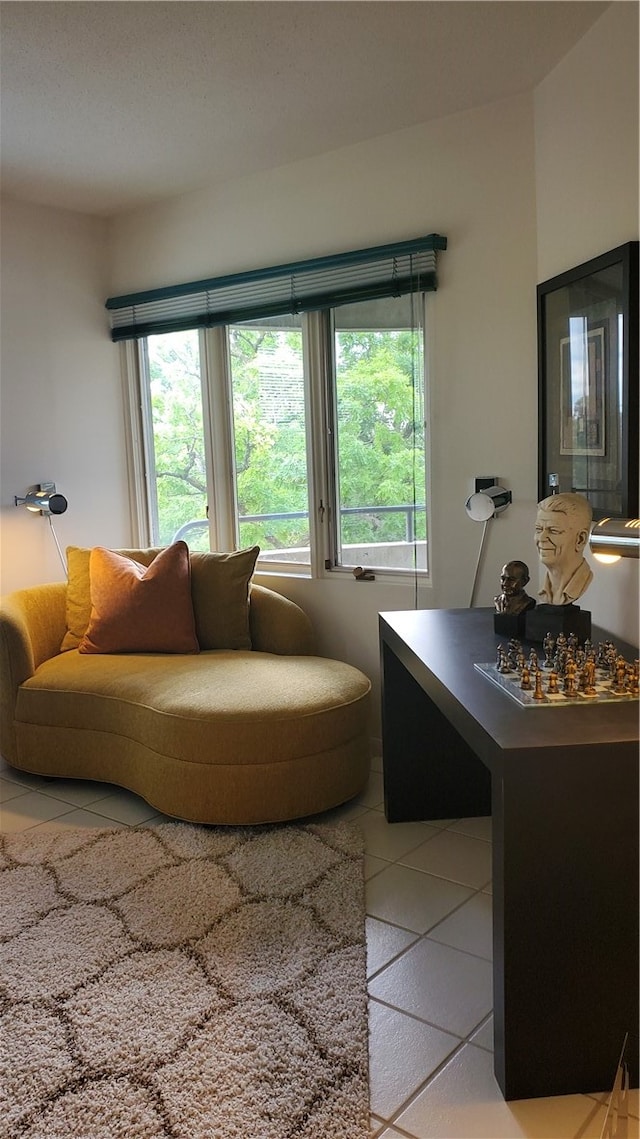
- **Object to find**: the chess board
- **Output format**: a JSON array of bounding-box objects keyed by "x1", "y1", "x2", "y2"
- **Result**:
[{"x1": 474, "y1": 661, "x2": 639, "y2": 708}]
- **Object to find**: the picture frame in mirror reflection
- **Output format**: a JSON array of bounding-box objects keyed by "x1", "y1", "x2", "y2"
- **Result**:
[{"x1": 537, "y1": 241, "x2": 638, "y2": 518}]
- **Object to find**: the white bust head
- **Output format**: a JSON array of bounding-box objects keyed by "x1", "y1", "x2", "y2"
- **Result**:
[{"x1": 534, "y1": 492, "x2": 593, "y2": 605}]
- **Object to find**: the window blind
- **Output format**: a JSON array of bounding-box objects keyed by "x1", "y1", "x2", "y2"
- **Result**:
[{"x1": 106, "y1": 234, "x2": 447, "y2": 341}]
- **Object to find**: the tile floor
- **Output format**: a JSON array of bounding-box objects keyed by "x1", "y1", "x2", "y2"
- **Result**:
[{"x1": 1, "y1": 754, "x2": 637, "y2": 1139}]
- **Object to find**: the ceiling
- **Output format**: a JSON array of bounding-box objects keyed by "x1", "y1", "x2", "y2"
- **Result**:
[{"x1": 0, "y1": 1, "x2": 610, "y2": 217}]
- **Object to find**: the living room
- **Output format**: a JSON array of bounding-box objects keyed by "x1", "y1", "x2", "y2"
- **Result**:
[{"x1": 1, "y1": 2, "x2": 638, "y2": 1136}]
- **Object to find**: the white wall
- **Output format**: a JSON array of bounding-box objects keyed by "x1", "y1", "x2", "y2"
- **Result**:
[
  {"x1": 109, "y1": 93, "x2": 540, "y2": 723},
  {"x1": 1, "y1": 3, "x2": 636, "y2": 738},
  {"x1": 0, "y1": 199, "x2": 130, "y2": 593},
  {"x1": 534, "y1": 0, "x2": 639, "y2": 642}
]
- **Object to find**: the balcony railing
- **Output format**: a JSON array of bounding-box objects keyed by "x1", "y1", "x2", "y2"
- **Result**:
[{"x1": 173, "y1": 503, "x2": 426, "y2": 545}]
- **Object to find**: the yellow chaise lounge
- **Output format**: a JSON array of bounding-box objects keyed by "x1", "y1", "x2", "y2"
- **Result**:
[{"x1": 0, "y1": 549, "x2": 371, "y2": 825}]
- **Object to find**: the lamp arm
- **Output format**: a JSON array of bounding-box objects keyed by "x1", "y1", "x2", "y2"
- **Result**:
[
  {"x1": 48, "y1": 517, "x2": 68, "y2": 578},
  {"x1": 469, "y1": 518, "x2": 491, "y2": 607}
]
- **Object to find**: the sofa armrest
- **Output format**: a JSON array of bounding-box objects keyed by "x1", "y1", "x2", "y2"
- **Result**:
[
  {"x1": 249, "y1": 583, "x2": 316, "y2": 655},
  {"x1": 0, "y1": 583, "x2": 68, "y2": 764}
]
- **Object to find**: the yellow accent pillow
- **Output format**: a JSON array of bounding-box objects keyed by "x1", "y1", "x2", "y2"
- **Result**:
[
  {"x1": 78, "y1": 542, "x2": 199, "y2": 655},
  {"x1": 62, "y1": 544, "x2": 260, "y2": 653}
]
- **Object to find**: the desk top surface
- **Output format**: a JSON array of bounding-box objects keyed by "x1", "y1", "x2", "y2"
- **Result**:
[{"x1": 379, "y1": 607, "x2": 639, "y2": 756}]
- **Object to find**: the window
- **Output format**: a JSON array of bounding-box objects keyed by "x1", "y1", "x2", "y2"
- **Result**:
[
  {"x1": 227, "y1": 315, "x2": 310, "y2": 561},
  {"x1": 330, "y1": 296, "x2": 426, "y2": 572},
  {"x1": 110, "y1": 235, "x2": 445, "y2": 577},
  {"x1": 142, "y1": 330, "x2": 208, "y2": 549}
]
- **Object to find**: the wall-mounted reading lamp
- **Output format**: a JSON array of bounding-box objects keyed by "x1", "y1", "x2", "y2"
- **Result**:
[
  {"x1": 15, "y1": 482, "x2": 69, "y2": 574},
  {"x1": 15, "y1": 483, "x2": 68, "y2": 515},
  {"x1": 465, "y1": 479, "x2": 512, "y2": 607},
  {"x1": 589, "y1": 517, "x2": 640, "y2": 563}
]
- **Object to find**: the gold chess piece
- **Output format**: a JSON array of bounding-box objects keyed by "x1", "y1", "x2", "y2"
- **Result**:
[
  {"x1": 611, "y1": 657, "x2": 628, "y2": 695},
  {"x1": 532, "y1": 669, "x2": 546, "y2": 701},
  {"x1": 582, "y1": 659, "x2": 597, "y2": 698},
  {"x1": 563, "y1": 661, "x2": 578, "y2": 698}
]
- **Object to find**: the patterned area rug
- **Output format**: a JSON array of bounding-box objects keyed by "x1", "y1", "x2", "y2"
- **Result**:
[{"x1": 0, "y1": 819, "x2": 369, "y2": 1139}]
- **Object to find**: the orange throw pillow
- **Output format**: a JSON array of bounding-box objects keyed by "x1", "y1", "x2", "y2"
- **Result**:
[{"x1": 78, "y1": 542, "x2": 199, "y2": 655}]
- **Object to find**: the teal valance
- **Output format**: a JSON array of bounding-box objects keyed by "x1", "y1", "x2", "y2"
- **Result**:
[{"x1": 106, "y1": 233, "x2": 447, "y2": 341}]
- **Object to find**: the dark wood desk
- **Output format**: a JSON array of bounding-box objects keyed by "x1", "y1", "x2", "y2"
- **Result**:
[{"x1": 379, "y1": 607, "x2": 639, "y2": 1101}]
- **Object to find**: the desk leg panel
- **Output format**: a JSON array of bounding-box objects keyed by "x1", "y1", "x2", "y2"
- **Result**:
[
  {"x1": 492, "y1": 744, "x2": 639, "y2": 1100},
  {"x1": 381, "y1": 642, "x2": 491, "y2": 822}
]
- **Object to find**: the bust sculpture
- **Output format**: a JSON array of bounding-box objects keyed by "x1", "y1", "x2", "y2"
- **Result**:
[
  {"x1": 534, "y1": 492, "x2": 593, "y2": 606},
  {"x1": 494, "y1": 560, "x2": 537, "y2": 615}
]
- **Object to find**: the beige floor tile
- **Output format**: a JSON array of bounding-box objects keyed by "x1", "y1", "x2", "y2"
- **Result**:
[
  {"x1": 370, "y1": 1115, "x2": 387, "y2": 1137},
  {"x1": 468, "y1": 1014, "x2": 493, "y2": 1052},
  {"x1": 368, "y1": 938, "x2": 492, "y2": 1038},
  {"x1": 28, "y1": 809, "x2": 128, "y2": 833},
  {"x1": 312, "y1": 799, "x2": 368, "y2": 825},
  {"x1": 393, "y1": 1044, "x2": 613, "y2": 1139},
  {"x1": 366, "y1": 916, "x2": 418, "y2": 978},
  {"x1": 358, "y1": 809, "x2": 440, "y2": 862},
  {"x1": 365, "y1": 854, "x2": 392, "y2": 881},
  {"x1": 587, "y1": 1088, "x2": 640, "y2": 1123},
  {"x1": 143, "y1": 813, "x2": 182, "y2": 827},
  {"x1": 353, "y1": 771, "x2": 385, "y2": 809},
  {"x1": 428, "y1": 891, "x2": 493, "y2": 960},
  {"x1": 369, "y1": 1000, "x2": 459, "y2": 1121},
  {"x1": 401, "y1": 828, "x2": 492, "y2": 889},
  {"x1": 446, "y1": 816, "x2": 492, "y2": 842},
  {"x1": 37, "y1": 779, "x2": 119, "y2": 808},
  {"x1": 0, "y1": 777, "x2": 30, "y2": 804},
  {"x1": 0, "y1": 790, "x2": 73, "y2": 832},
  {"x1": 81, "y1": 790, "x2": 161, "y2": 825},
  {"x1": 366, "y1": 863, "x2": 473, "y2": 935},
  {"x1": 0, "y1": 765, "x2": 50, "y2": 791}
]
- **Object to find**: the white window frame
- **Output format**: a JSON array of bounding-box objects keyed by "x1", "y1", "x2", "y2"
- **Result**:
[{"x1": 120, "y1": 303, "x2": 432, "y2": 584}]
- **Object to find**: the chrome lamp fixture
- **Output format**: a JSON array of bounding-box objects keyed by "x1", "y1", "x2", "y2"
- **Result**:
[
  {"x1": 589, "y1": 517, "x2": 640, "y2": 563},
  {"x1": 15, "y1": 482, "x2": 68, "y2": 515},
  {"x1": 465, "y1": 479, "x2": 512, "y2": 607},
  {"x1": 15, "y1": 482, "x2": 69, "y2": 575}
]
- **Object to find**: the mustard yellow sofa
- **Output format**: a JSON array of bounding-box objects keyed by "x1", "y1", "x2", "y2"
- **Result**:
[{"x1": 0, "y1": 576, "x2": 371, "y2": 825}]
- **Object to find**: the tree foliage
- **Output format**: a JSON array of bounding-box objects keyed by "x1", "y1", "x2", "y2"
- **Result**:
[{"x1": 148, "y1": 323, "x2": 425, "y2": 552}]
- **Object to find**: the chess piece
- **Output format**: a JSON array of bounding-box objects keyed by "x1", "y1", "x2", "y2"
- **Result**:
[
  {"x1": 611, "y1": 659, "x2": 628, "y2": 694},
  {"x1": 520, "y1": 665, "x2": 532, "y2": 690},
  {"x1": 543, "y1": 633, "x2": 555, "y2": 669},
  {"x1": 532, "y1": 670, "x2": 546, "y2": 701},
  {"x1": 547, "y1": 671, "x2": 559, "y2": 694},
  {"x1": 582, "y1": 659, "x2": 597, "y2": 697},
  {"x1": 563, "y1": 662, "x2": 578, "y2": 698}
]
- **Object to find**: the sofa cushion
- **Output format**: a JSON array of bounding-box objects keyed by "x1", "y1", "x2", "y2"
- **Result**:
[
  {"x1": 61, "y1": 544, "x2": 260, "y2": 653},
  {"x1": 79, "y1": 543, "x2": 199, "y2": 655},
  {"x1": 16, "y1": 649, "x2": 371, "y2": 766}
]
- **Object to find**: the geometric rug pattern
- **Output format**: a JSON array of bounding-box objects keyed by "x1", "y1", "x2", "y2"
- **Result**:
[{"x1": 0, "y1": 819, "x2": 369, "y2": 1139}]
